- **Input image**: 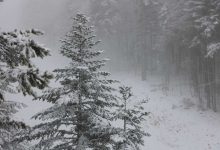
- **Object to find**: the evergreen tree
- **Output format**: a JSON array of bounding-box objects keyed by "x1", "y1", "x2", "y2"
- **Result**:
[
  {"x1": 89, "y1": 0, "x2": 140, "y2": 72},
  {"x1": 185, "y1": 0, "x2": 220, "y2": 57},
  {"x1": 0, "y1": 29, "x2": 52, "y2": 97},
  {"x1": 161, "y1": 0, "x2": 220, "y2": 111},
  {"x1": 114, "y1": 86, "x2": 149, "y2": 150},
  {"x1": 23, "y1": 14, "x2": 120, "y2": 150},
  {"x1": 0, "y1": 29, "x2": 53, "y2": 149},
  {"x1": 183, "y1": 0, "x2": 220, "y2": 111},
  {"x1": 135, "y1": 0, "x2": 162, "y2": 80},
  {"x1": 0, "y1": 100, "x2": 28, "y2": 150}
]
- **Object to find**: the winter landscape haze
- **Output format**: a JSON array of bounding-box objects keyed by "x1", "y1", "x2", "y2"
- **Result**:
[{"x1": 0, "y1": 0, "x2": 220, "y2": 150}]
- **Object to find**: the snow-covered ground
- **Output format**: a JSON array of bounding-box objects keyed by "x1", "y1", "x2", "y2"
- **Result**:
[
  {"x1": 14, "y1": 72, "x2": 220, "y2": 150},
  {"x1": 116, "y1": 73, "x2": 220, "y2": 150}
]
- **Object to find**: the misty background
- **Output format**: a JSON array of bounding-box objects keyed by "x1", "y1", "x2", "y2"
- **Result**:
[
  {"x1": 1, "y1": 0, "x2": 220, "y2": 149},
  {"x1": 1, "y1": 0, "x2": 220, "y2": 119}
]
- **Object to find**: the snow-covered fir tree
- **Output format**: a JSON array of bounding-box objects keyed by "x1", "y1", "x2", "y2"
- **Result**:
[
  {"x1": 23, "y1": 14, "x2": 120, "y2": 150},
  {"x1": 0, "y1": 29, "x2": 52, "y2": 97},
  {"x1": 0, "y1": 100, "x2": 29, "y2": 150},
  {"x1": 113, "y1": 86, "x2": 149, "y2": 150},
  {"x1": 181, "y1": 0, "x2": 220, "y2": 111},
  {"x1": 0, "y1": 29, "x2": 53, "y2": 149},
  {"x1": 185, "y1": 0, "x2": 220, "y2": 57}
]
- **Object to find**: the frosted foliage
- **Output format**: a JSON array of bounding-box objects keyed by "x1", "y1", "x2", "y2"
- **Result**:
[
  {"x1": 0, "y1": 101, "x2": 28, "y2": 150},
  {"x1": 22, "y1": 14, "x2": 120, "y2": 150},
  {"x1": 187, "y1": 0, "x2": 220, "y2": 56},
  {"x1": 207, "y1": 42, "x2": 220, "y2": 57},
  {"x1": 0, "y1": 29, "x2": 52, "y2": 149},
  {"x1": 112, "y1": 86, "x2": 149, "y2": 150},
  {"x1": 0, "y1": 29, "x2": 52, "y2": 98}
]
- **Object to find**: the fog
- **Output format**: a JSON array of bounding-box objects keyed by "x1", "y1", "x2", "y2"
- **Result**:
[
  {"x1": 1, "y1": 0, "x2": 220, "y2": 149},
  {"x1": 0, "y1": 0, "x2": 89, "y2": 46},
  {"x1": 0, "y1": 0, "x2": 22, "y2": 30},
  {"x1": 1, "y1": 0, "x2": 90, "y2": 71}
]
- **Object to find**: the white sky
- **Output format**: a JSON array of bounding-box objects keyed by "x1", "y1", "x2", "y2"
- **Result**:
[
  {"x1": 0, "y1": 0, "x2": 90, "y2": 71},
  {"x1": 0, "y1": 0, "x2": 89, "y2": 30},
  {"x1": 0, "y1": 0, "x2": 23, "y2": 30}
]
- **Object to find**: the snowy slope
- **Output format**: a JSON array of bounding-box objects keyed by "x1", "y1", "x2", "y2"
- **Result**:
[
  {"x1": 13, "y1": 72, "x2": 220, "y2": 150},
  {"x1": 116, "y1": 73, "x2": 220, "y2": 150}
]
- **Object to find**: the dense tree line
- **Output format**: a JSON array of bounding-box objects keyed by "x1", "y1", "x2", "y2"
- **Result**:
[
  {"x1": 162, "y1": 0, "x2": 220, "y2": 111},
  {"x1": 89, "y1": 0, "x2": 220, "y2": 112}
]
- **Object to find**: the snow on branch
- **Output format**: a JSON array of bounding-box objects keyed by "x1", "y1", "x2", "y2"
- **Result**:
[{"x1": 206, "y1": 42, "x2": 220, "y2": 58}]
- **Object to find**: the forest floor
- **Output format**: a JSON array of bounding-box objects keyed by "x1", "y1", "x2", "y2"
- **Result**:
[
  {"x1": 115, "y1": 73, "x2": 220, "y2": 150},
  {"x1": 14, "y1": 72, "x2": 220, "y2": 150}
]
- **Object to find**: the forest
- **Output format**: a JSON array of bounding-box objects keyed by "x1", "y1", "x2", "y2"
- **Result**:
[{"x1": 0, "y1": 0, "x2": 220, "y2": 150}]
